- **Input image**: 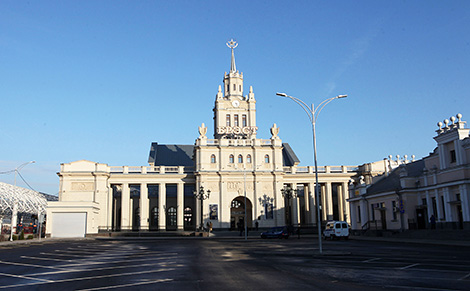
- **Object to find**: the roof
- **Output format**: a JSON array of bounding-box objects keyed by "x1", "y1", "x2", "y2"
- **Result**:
[
  {"x1": 282, "y1": 143, "x2": 301, "y2": 167},
  {"x1": 366, "y1": 159, "x2": 425, "y2": 195},
  {"x1": 148, "y1": 143, "x2": 195, "y2": 166},
  {"x1": 0, "y1": 182, "x2": 48, "y2": 215}
]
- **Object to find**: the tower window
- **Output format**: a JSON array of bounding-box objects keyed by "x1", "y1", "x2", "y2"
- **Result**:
[
  {"x1": 247, "y1": 155, "x2": 252, "y2": 163},
  {"x1": 242, "y1": 115, "x2": 247, "y2": 127},
  {"x1": 233, "y1": 84, "x2": 236, "y2": 91},
  {"x1": 226, "y1": 114, "x2": 231, "y2": 126},
  {"x1": 211, "y1": 154, "x2": 216, "y2": 164},
  {"x1": 238, "y1": 154, "x2": 243, "y2": 163},
  {"x1": 234, "y1": 115, "x2": 239, "y2": 126},
  {"x1": 239, "y1": 85, "x2": 242, "y2": 92},
  {"x1": 229, "y1": 155, "x2": 234, "y2": 163},
  {"x1": 265, "y1": 155, "x2": 270, "y2": 163},
  {"x1": 450, "y1": 150, "x2": 456, "y2": 163},
  {"x1": 227, "y1": 85, "x2": 229, "y2": 93}
]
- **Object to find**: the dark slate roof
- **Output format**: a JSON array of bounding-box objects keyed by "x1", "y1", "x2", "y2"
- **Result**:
[
  {"x1": 366, "y1": 159, "x2": 425, "y2": 195},
  {"x1": 148, "y1": 143, "x2": 195, "y2": 166},
  {"x1": 282, "y1": 143, "x2": 301, "y2": 167},
  {"x1": 41, "y1": 193, "x2": 58, "y2": 201}
]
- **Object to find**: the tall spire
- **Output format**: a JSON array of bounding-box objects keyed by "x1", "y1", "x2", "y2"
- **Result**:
[{"x1": 226, "y1": 39, "x2": 238, "y2": 73}]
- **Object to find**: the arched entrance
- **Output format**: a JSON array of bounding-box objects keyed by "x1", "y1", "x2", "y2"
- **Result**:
[{"x1": 230, "y1": 196, "x2": 253, "y2": 230}]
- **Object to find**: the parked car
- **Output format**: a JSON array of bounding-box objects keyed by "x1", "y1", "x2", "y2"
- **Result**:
[
  {"x1": 323, "y1": 221, "x2": 349, "y2": 240},
  {"x1": 261, "y1": 226, "x2": 289, "y2": 239}
]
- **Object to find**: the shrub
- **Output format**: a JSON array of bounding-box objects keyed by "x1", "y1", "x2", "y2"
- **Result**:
[
  {"x1": 27, "y1": 234, "x2": 34, "y2": 240},
  {"x1": 19, "y1": 230, "x2": 24, "y2": 240},
  {"x1": 12, "y1": 235, "x2": 18, "y2": 241}
]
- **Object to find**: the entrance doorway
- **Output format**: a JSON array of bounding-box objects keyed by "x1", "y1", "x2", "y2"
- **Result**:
[
  {"x1": 230, "y1": 196, "x2": 252, "y2": 230},
  {"x1": 416, "y1": 208, "x2": 426, "y2": 229}
]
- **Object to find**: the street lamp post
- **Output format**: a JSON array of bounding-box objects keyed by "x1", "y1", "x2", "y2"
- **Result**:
[
  {"x1": 194, "y1": 186, "x2": 210, "y2": 232},
  {"x1": 276, "y1": 92, "x2": 347, "y2": 254},
  {"x1": 10, "y1": 161, "x2": 35, "y2": 241}
]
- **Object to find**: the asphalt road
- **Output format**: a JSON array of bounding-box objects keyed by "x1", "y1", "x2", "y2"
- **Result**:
[{"x1": 0, "y1": 237, "x2": 469, "y2": 290}]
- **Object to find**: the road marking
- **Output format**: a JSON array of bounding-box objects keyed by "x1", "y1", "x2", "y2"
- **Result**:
[
  {"x1": 21, "y1": 256, "x2": 74, "y2": 262},
  {"x1": 76, "y1": 278, "x2": 173, "y2": 291},
  {"x1": 459, "y1": 272, "x2": 470, "y2": 281},
  {"x1": 0, "y1": 260, "x2": 71, "y2": 270},
  {"x1": 362, "y1": 258, "x2": 381, "y2": 263},
  {"x1": 398, "y1": 263, "x2": 420, "y2": 270},
  {"x1": 0, "y1": 268, "x2": 175, "y2": 289},
  {"x1": 28, "y1": 261, "x2": 174, "y2": 276},
  {"x1": 56, "y1": 255, "x2": 178, "y2": 268},
  {"x1": 0, "y1": 272, "x2": 54, "y2": 282}
]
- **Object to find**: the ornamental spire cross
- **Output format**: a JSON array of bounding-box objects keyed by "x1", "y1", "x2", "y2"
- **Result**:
[{"x1": 226, "y1": 39, "x2": 238, "y2": 73}]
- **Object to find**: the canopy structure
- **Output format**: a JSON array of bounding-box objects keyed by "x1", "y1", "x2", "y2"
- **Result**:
[{"x1": 0, "y1": 182, "x2": 48, "y2": 217}]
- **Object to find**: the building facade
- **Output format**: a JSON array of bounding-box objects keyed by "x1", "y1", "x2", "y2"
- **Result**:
[
  {"x1": 46, "y1": 41, "x2": 357, "y2": 237},
  {"x1": 348, "y1": 114, "x2": 470, "y2": 232}
]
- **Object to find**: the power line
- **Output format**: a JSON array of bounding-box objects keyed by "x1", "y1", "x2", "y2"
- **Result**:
[{"x1": 17, "y1": 171, "x2": 38, "y2": 192}]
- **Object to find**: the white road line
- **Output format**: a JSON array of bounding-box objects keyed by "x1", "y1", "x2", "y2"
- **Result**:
[
  {"x1": 76, "y1": 279, "x2": 173, "y2": 291},
  {"x1": 0, "y1": 268, "x2": 175, "y2": 289},
  {"x1": 0, "y1": 272, "x2": 54, "y2": 283},
  {"x1": 0, "y1": 260, "x2": 71, "y2": 270},
  {"x1": 398, "y1": 263, "x2": 420, "y2": 270},
  {"x1": 21, "y1": 256, "x2": 74, "y2": 262},
  {"x1": 362, "y1": 258, "x2": 381, "y2": 263},
  {"x1": 459, "y1": 272, "x2": 470, "y2": 281},
  {"x1": 28, "y1": 261, "x2": 172, "y2": 276},
  {"x1": 383, "y1": 285, "x2": 458, "y2": 291},
  {"x1": 57, "y1": 256, "x2": 177, "y2": 268}
]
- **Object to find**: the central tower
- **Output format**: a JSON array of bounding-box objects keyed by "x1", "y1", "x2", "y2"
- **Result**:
[{"x1": 214, "y1": 40, "x2": 257, "y2": 139}]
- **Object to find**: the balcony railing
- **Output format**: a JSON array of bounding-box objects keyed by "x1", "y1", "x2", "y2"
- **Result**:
[{"x1": 110, "y1": 166, "x2": 194, "y2": 174}]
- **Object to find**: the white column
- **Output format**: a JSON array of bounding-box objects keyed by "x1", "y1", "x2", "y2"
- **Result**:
[
  {"x1": 140, "y1": 183, "x2": 149, "y2": 230},
  {"x1": 274, "y1": 176, "x2": 283, "y2": 226},
  {"x1": 292, "y1": 184, "x2": 299, "y2": 225},
  {"x1": 435, "y1": 189, "x2": 443, "y2": 221},
  {"x1": 303, "y1": 184, "x2": 309, "y2": 224},
  {"x1": 342, "y1": 182, "x2": 350, "y2": 223},
  {"x1": 425, "y1": 190, "x2": 433, "y2": 220},
  {"x1": 308, "y1": 183, "x2": 316, "y2": 225},
  {"x1": 177, "y1": 183, "x2": 184, "y2": 230},
  {"x1": 158, "y1": 183, "x2": 166, "y2": 230},
  {"x1": 460, "y1": 184, "x2": 470, "y2": 221},
  {"x1": 121, "y1": 183, "x2": 130, "y2": 231},
  {"x1": 107, "y1": 185, "x2": 113, "y2": 231},
  {"x1": 443, "y1": 187, "x2": 453, "y2": 221},
  {"x1": 325, "y1": 182, "x2": 333, "y2": 221},
  {"x1": 349, "y1": 201, "x2": 357, "y2": 229},
  {"x1": 321, "y1": 184, "x2": 327, "y2": 221},
  {"x1": 338, "y1": 183, "x2": 344, "y2": 221}
]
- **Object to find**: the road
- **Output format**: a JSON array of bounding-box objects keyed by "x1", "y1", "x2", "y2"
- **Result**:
[{"x1": 0, "y1": 237, "x2": 469, "y2": 290}]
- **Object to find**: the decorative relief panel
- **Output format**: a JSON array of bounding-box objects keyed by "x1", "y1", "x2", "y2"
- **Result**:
[
  {"x1": 71, "y1": 182, "x2": 94, "y2": 191},
  {"x1": 227, "y1": 181, "x2": 254, "y2": 192}
]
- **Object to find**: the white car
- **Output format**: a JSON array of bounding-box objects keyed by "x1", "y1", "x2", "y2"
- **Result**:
[{"x1": 323, "y1": 221, "x2": 349, "y2": 240}]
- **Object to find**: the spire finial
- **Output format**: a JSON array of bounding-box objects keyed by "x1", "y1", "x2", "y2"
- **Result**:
[{"x1": 226, "y1": 39, "x2": 238, "y2": 73}]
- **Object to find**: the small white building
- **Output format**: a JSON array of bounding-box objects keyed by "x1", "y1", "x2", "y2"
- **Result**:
[{"x1": 348, "y1": 114, "x2": 470, "y2": 232}]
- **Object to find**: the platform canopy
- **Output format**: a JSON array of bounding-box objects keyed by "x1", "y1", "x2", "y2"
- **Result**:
[{"x1": 0, "y1": 182, "x2": 48, "y2": 217}]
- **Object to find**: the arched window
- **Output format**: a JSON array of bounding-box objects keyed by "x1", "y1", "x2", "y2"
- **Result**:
[
  {"x1": 211, "y1": 154, "x2": 216, "y2": 163},
  {"x1": 238, "y1": 154, "x2": 243, "y2": 163},
  {"x1": 247, "y1": 154, "x2": 252, "y2": 163},
  {"x1": 265, "y1": 154, "x2": 270, "y2": 163},
  {"x1": 229, "y1": 154, "x2": 234, "y2": 163}
]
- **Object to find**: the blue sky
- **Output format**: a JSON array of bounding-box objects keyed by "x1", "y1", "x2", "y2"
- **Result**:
[{"x1": 1, "y1": 1, "x2": 469, "y2": 195}]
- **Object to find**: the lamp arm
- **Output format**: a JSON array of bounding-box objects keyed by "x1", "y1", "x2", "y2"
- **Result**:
[
  {"x1": 284, "y1": 95, "x2": 314, "y2": 124},
  {"x1": 313, "y1": 97, "x2": 336, "y2": 122}
]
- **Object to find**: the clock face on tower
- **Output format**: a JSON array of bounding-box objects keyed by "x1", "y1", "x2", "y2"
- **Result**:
[{"x1": 232, "y1": 100, "x2": 240, "y2": 108}]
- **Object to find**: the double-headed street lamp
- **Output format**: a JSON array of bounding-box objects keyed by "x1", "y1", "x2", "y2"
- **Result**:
[
  {"x1": 194, "y1": 186, "x2": 210, "y2": 231},
  {"x1": 281, "y1": 185, "x2": 297, "y2": 227},
  {"x1": 276, "y1": 92, "x2": 347, "y2": 254}
]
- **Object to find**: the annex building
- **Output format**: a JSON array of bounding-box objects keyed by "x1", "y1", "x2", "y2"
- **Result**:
[{"x1": 46, "y1": 41, "x2": 357, "y2": 237}]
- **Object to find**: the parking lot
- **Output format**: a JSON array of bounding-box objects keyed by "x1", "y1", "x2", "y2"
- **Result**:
[{"x1": 0, "y1": 237, "x2": 469, "y2": 290}]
